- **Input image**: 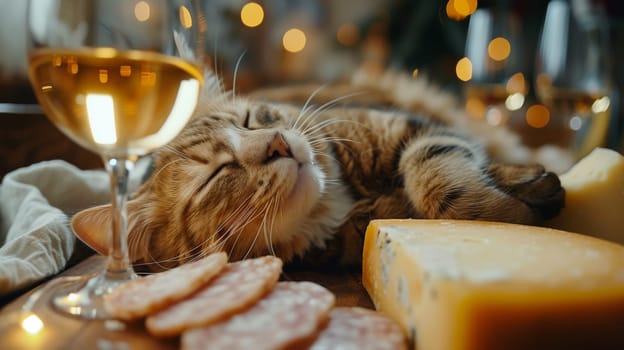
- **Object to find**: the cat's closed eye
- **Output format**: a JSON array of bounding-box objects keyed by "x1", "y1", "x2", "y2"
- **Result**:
[{"x1": 200, "y1": 161, "x2": 239, "y2": 190}]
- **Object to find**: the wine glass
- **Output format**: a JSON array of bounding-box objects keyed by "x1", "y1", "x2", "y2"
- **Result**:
[
  {"x1": 26, "y1": 0, "x2": 204, "y2": 319},
  {"x1": 462, "y1": 8, "x2": 527, "y2": 127},
  {"x1": 535, "y1": 0, "x2": 612, "y2": 159}
]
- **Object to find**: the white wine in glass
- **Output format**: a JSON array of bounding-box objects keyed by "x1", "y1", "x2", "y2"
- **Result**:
[
  {"x1": 535, "y1": 0, "x2": 612, "y2": 158},
  {"x1": 27, "y1": 0, "x2": 204, "y2": 319},
  {"x1": 463, "y1": 8, "x2": 527, "y2": 126}
]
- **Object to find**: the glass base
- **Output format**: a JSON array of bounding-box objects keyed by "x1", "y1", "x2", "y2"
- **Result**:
[{"x1": 52, "y1": 269, "x2": 137, "y2": 320}]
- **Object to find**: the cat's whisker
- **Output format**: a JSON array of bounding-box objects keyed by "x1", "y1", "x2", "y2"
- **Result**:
[
  {"x1": 293, "y1": 84, "x2": 328, "y2": 130},
  {"x1": 149, "y1": 158, "x2": 186, "y2": 183},
  {"x1": 309, "y1": 148, "x2": 341, "y2": 165},
  {"x1": 259, "y1": 198, "x2": 272, "y2": 256},
  {"x1": 138, "y1": 196, "x2": 260, "y2": 267},
  {"x1": 301, "y1": 118, "x2": 362, "y2": 139},
  {"x1": 195, "y1": 204, "x2": 259, "y2": 261},
  {"x1": 308, "y1": 137, "x2": 356, "y2": 146},
  {"x1": 227, "y1": 206, "x2": 266, "y2": 260},
  {"x1": 296, "y1": 92, "x2": 366, "y2": 134},
  {"x1": 264, "y1": 197, "x2": 280, "y2": 258},
  {"x1": 240, "y1": 205, "x2": 269, "y2": 261},
  {"x1": 231, "y1": 50, "x2": 247, "y2": 104}
]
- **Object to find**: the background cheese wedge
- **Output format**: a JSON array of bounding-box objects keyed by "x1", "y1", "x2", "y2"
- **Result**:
[
  {"x1": 545, "y1": 147, "x2": 624, "y2": 245},
  {"x1": 362, "y1": 219, "x2": 624, "y2": 350}
]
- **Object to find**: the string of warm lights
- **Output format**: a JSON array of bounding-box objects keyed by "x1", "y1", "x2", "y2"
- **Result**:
[{"x1": 131, "y1": 1, "x2": 611, "y2": 133}]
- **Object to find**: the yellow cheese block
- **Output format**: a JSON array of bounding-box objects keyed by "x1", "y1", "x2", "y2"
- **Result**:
[
  {"x1": 545, "y1": 147, "x2": 624, "y2": 244},
  {"x1": 362, "y1": 219, "x2": 624, "y2": 350}
]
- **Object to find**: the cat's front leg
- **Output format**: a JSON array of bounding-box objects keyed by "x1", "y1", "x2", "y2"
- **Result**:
[{"x1": 398, "y1": 130, "x2": 564, "y2": 225}]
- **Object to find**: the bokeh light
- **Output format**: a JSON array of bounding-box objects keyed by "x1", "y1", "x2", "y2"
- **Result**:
[
  {"x1": 505, "y1": 93, "x2": 525, "y2": 111},
  {"x1": 283, "y1": 28, "x2": 306, "y2": 53},
  {"x1": 526, "y1": 104, "x2": 550, "y2": 128},
  {"x1": 241, "y1": 2, "x2": 264, "y2": 28},
  {"x1": 488, "y1": 37, "x2": 511, "y2": 61},
  {"x1": 456, "y1": 57, "x2": 472, "y2": 82},
  {"x1": 337, "y1": 23, "x2": 359, "y2": 47},
  {"x1": 21, "y1": 314, "x2": 44, "y2": 335},
  {"x1": 466, "y1": 97, "x2": 486, "y2": 120},
  {"x1": 134, "y1": 1, "x2": 150, "y2": 22},
  {"x1": 446, "y1": 0, "x2": 478, "y2": 20},
  {"x1": 592, "y1": 96, "x2": 610, "y2": 113},
  {"x1": 179, "y1": 6, "x2": 193, "y2": 28},
  {"x1": 506, "y1": 72, "x2": 526, "y2": 94}
]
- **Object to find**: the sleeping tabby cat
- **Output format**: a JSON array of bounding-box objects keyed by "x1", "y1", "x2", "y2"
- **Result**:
[{"x1": 73, "y1": 70, "x2": 565, "y2": 271}]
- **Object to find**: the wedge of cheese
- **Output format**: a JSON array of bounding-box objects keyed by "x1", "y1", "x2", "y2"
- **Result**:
[
  {"x1": 362, "y1": 219, "x2": 624, "y2": 350},
  {"x1": 545, "y1": 147, "x2": 624, "y2": 244}
]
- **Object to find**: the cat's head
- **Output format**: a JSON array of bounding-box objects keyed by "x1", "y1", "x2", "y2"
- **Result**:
[{"x1": 72, "y1": 84, "x2": 350, "y2": 270}]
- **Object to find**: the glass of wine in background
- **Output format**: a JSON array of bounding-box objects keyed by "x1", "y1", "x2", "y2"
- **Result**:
[
  {"x1": 27, "y1": 0, "x2": 204, "y2": 319},
  {"x1": 462, "y1": 8, "x2": 527, "y2": 128},
  {"x1": 535, "y1": 0, "x2": 612, "y2": 159}
]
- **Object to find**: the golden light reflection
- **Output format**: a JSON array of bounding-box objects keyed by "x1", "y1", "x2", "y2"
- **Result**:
[
  {"x1": 134, "y1": 1, "x2": 150, "y2": 22},
  {"x1": 21, "y1": 313, "x2": 44, "y2": 335},
  {"x1": 446, "y1": 0, "x2": 478, "y2": 20},
  {"x1": 98, "y1": 69, "x2": 108, "y2": 83},
  {"x1": 241, "y1": 2, "x2": 264, "y2": 28},
  {"x1": 592, "y1": 96, "x2": 610, "y2": 113},
  {"x1": 488, "y1": 37, "x2": 511, "y2": 61},
  {"x1": 412, "y1": 68, "x2": 419, "y2": 78},
  {"x1": 505, "y1": 93, "x2": 525, "y2": 111},
  {"x1": 466, "y1": 97, "x2": 486, "y2": 120},
  {"x1": 67, "y1": 56, "x2": 78, "y2": 75},
  {"x1": 283, "y1": 28, "x2": 306, "y2": 53},
  {"x1": 86, "y1": 94, "x2": 117, "y2": 145},
  {"x1": 506, "y1": 72, "x2": 526, "y2": 94},
  {"x1": 456, "y1": 57, "x2": 472, "y2": 82},
  {"x1": 337, "y1": 23, "x2": 359, "y2": 46},
  {"x1": 119, "y1": 65, "x2": 132, "y2": 77},
  {"x1": 526, "y1": 104, "x2": 550, "y2": 128},
  {"x1": 179, "y1": 6, "x2": 193, "y2": 28},
  {"x1": 141, "y1": 71, "x2": 156, "y2": 86}
]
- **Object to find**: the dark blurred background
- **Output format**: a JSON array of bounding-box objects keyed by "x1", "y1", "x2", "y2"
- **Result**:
[{"x1": 1, "y1": 0, "x2": 623, "y2": 178}]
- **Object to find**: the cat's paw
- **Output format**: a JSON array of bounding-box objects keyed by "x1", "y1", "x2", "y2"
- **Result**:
[{"x1": 487, "y1": 164, "x2": 565, "y2": 221}]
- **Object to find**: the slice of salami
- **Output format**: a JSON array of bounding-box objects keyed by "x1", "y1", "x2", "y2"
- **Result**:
[
  {"x1": 103, "y1": 252, "x2": 228, "y2": 320},
  {"x1": 181, "y1": 281, "x2": 335, "y2": 350},
  {"x1": 146, "y1": 256, "x2": 283, "y2": 337},
  {"x1": 308, "y1": 307, "x2": 407, "y2": 350}
]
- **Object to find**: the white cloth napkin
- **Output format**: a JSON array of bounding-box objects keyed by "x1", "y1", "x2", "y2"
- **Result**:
[{"x1": 0, "y1": 160, "x2": 109, "y2": 297}]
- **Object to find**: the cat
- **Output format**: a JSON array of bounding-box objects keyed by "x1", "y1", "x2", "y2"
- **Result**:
[{"x1": 72, "y1": 69, "x2": 565, "y2": 271}]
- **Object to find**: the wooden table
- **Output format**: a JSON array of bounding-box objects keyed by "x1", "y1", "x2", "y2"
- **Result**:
[{"x1": 0, "y1": 255, "x2": 373, "y2": 349}]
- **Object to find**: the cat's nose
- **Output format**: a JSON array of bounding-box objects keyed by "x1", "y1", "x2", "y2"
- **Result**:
[{"x1": 267, "y1": 132, "x2": 293, "y2": 160}]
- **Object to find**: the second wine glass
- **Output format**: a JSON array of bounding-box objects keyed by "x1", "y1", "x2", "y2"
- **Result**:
[
  {"x1": 27, "y1": 0, "x2": 204, "y2": 319},
  {"x1": 535, "y1": 0, "x2": 612, "y2": 159},
  {"x1": 463, "y1": 8, "x2": 527, "y2": 127}
]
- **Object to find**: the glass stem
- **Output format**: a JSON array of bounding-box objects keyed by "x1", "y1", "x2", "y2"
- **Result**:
[{"x1": 104, "y1": 156, "x2": 137, "y2": 281}]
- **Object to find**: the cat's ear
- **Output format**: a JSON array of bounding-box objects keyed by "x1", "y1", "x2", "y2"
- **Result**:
[{"x1": 71, "y1": 199, "x2": 150, "y2": 263}]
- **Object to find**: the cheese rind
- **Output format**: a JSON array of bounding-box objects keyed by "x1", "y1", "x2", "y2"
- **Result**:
[
  {"x1": 545, "y1": 147, "x2": 624, "y2": 244},
  {"x1": 362, "y1": 219, "x2": 624, "y2": 350}
]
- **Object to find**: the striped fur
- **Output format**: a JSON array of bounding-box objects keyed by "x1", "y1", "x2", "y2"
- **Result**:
[{"x1": 74, "y1": 70, "x2": 565, "y2": 270}]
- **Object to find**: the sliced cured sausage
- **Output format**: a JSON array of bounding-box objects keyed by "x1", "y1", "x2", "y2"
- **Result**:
[
  {"x1": 181, "y1": 281, "x2": 335, "y2": 350},
  {"x1": 104, "y1": 252, "x2": 228, "y2": 320},
  {"x1": 308, "y1": 307, "x2": 407, "y2": 350},
  {"x1": 147, "y1": 256, "x2": 283, "y2": 337}
]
